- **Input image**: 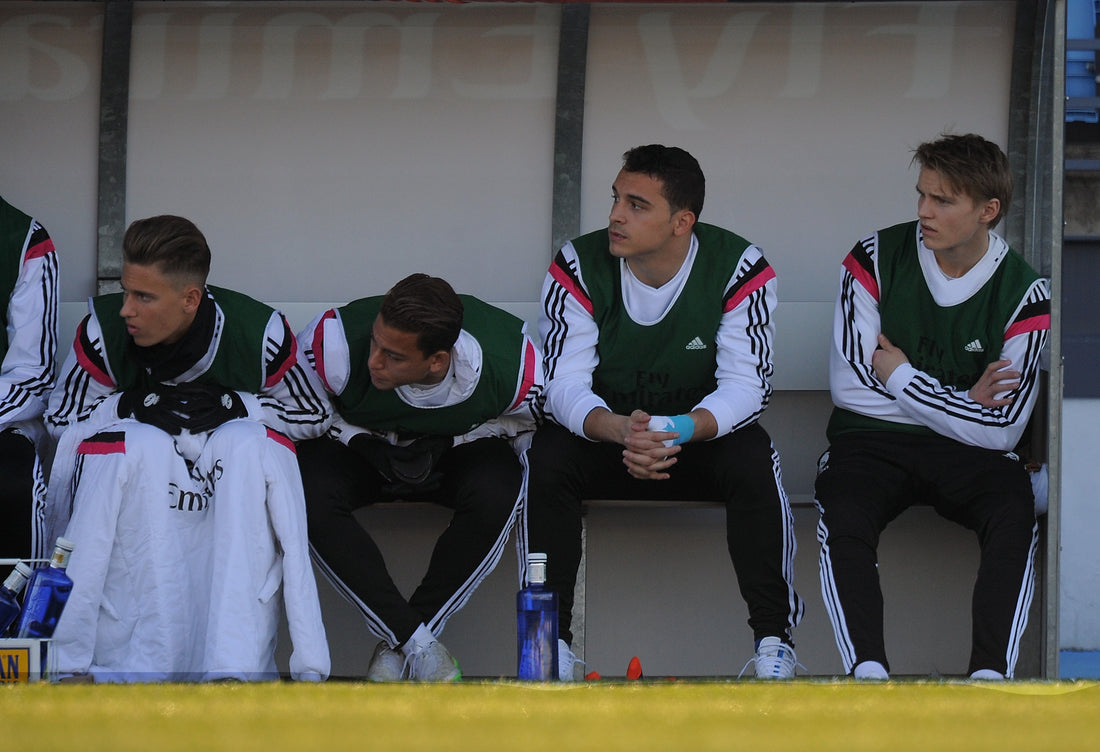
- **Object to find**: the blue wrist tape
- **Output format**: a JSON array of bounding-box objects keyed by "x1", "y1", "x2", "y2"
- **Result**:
[
  {"x1": 651, "y1": 414, "x2": 695, "y2": 446},
  {"x1": 667, "y1": 414, "x2": 695, "y2": 445}
]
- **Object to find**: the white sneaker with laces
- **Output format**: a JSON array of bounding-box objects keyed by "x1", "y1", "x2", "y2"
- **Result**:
[
  {"x1": 406, "y1": 640, "x2": 462, "y2": 682},
  {"x1": 558, "y1": 639, "x2": 584, "y2": 681},
  {"x1": 366, "y1": 642, "x2": 406, "y2": 682},
  {"x1": 969, "y1": 669, "x2": 1005, "y2": 681},
  {"x1": 742, "y1": 636, "x2": 798, "y2": 679},
  {"x1": 853, "y1": 660, "x2": 890, "y2": 680}
]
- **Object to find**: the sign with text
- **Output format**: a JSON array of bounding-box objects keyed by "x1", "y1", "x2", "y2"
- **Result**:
[{"x1": 0, "y1": 639, "x2": 49, "y2": 683}]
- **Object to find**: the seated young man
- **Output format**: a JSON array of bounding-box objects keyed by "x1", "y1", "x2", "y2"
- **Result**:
[
  {"x1": 45, "y1": 215, "x2": 332, "y2": 683},
  {"x1": 814, "y1": 133, "x2": 1051, "y2": 680},
  {"x1": 0, "y1": 195, "x2": 58, "y2": 563},
  {"x1": 297, "y1": 273, "x2": 542, "y2": 681},
  {"x1": 526, "y1": 144, "x2": 803, "y2": 679}
]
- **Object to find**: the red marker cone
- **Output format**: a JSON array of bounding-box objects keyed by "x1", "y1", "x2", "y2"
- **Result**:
[{"x1": 626, "y1": 656, "x2": 643, "y2": 680}]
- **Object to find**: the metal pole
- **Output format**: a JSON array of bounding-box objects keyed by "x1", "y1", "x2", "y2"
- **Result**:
[
  {"x1": 96, "y1": 0, "x2": 133, "y2": 295},
  {"x1": 550, "y1": 3, "x2": 590, "y2": 259},
  {"x1": 1006, "y1": 0, "x2": 1064, "y2": 678},
  {"x1": 550, "y1": 1, "x2": 591, "y2": 665},
  {"x1": 1046, "y1": 0, "x2": 1066, "y2": 681}
]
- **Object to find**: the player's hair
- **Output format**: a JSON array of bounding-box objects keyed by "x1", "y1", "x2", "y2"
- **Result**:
[
  {"x1": 123, "y1": 215, "x2": 211, "y2": 287},
  {"x1": 622, "y1": 144, "x2": 706, "y2": 219},
  {"x1": 912, "y1": 133, "x2": 1013, "y2": 228},
  {"x1": 379, "y1": 273, "x2": 464, "y2": 357}
]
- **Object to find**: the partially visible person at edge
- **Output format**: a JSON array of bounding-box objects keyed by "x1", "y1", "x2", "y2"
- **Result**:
[{"x1": 0, "y1": 195, "x2": 58, "y2": 564}]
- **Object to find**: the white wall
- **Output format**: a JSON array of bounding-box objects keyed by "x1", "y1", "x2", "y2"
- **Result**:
[
  {"x1": 580, "y1": 2, "x2": 1014, "y2": 303},
  {"x1": 1059, "y1": 398, "x2": 1100, "y2": 652},
  {"x1": 123, "y1": 2, "x2": 560, "y2": 304},
  {"x1": 1, "y1": 1, "x2": 1016, "y2": 307},
  {"x1": 0, "y1": 2, "x2": 102, "y2": 303}
]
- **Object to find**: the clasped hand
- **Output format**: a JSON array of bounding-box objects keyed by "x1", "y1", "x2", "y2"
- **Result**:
[{"x1": 620, "y1": 409, "x2": 681, "y2": 481}]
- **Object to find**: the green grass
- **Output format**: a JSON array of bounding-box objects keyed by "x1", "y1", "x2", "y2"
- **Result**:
[{"x1": 4, "y1": 679, "x2": 1098, "y2": 751}]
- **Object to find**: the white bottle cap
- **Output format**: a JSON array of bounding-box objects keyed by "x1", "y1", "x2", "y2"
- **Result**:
[
  {"x1": 52, "y1": 537, "x2": 75, "y2": 568},
  {"x1": 527, "y1": 552, "x2": 548, "y2": 584},
  {"x1": 3, "y1": 562, "x2": 32, "y2": 592}
]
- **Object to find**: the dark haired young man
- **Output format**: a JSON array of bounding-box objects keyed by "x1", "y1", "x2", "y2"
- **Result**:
[
  {"x1": 297, "y1": 273, "x2": 543, "y2": 681},
  {"x1": 527, "y1": 144, "x2": 804, "y2": 679},
  {"x1": 0, "y1": 195, "x2": 58, "y2": 563},
  {"x1": 814, "y1": 133, "x2": 1051, "y2": 680},
  {"x1": 45, "y1": 214, "x2": 332, "y2": 682}
]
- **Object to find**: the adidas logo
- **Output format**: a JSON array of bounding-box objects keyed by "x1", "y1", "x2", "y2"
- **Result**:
[
  {"x1": 685, "y1": 337, "x2": 707, "y2": 351},
  {"x1": 964, "y1": 339, "x2": 984, "y2": 353}
]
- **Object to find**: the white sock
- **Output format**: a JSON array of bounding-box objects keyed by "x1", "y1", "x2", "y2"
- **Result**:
[{"x1": 402, "y1": 623, "x2": 436, "y2": 657}]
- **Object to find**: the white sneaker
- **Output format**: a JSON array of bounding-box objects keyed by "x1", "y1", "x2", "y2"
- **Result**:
[
  {"x1": 406, "y1": 640, "x2": 462, "y2": 682},
  {"x1": 1029, "y1": 462, "x2": 1049, "y2": 516},
  {"x1": 743, "y1": 636, "x2": 798, "y2": 679},
  {"x1": 366, "y1": 642, "x2": 406, "y2": 682},
  {"x1": 969, "y1": 669, "x2": 1005, "y2": 681},
  {"x1": 853, "y1": 660, "x2": 890, "y2": 680},
  {"x1": 558, "y1": 639, "x2": 583, "y2": 681}
]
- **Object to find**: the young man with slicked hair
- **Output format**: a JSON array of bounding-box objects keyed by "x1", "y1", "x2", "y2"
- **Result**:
[{"x1": 46, "y1": 214, "x2": 331, "y2": 682}]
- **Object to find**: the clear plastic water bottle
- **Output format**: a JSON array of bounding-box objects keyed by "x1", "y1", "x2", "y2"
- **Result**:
[
  {"x1": 0, "y1": 562, "x2": 33, "y2": 636},
  {"x1": 517, "y1": 552, "x2": 558, "y2": 680},
  {"x1": 16, "y1": 537, "x2": 75, "y2": 639}
]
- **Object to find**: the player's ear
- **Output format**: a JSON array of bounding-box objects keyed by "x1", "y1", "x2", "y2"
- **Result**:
[
  {"x1": 426, "y1": 349, "x2": 450, "y2": 379},
  {"x1": 181, "y1": 284, "x2": 203, "y2": 314},
  {"x1": 978, "y1": 197, "x2": 1000, "y2": 226},
  {"x1": 671, "y1": 208, "x2": 696, "y2": 237}
]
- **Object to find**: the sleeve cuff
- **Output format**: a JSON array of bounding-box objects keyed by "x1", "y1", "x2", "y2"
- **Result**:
[
  {"x1": 240, "y1": 392, "x2": 264, "y2": 420},
  {"x1": 693, "y1": 396, "x2": 734, "y2": 438},
  {"x1": 884, "y1": 362, "x2": 919, "y2": 397},
  {"x1": 566, "y1": 394, "x2": 609, "y2": 440}
]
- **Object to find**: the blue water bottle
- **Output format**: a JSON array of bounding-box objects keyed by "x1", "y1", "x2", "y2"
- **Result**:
[
  {"x1": 517, "y1": 552, "x2": 558, "y2": 680},
  {"x1": 0, "y1": 562, "x2": 33, "y2": 636},
  {"x1": 17, "y1": 537, "x2": 75, "y2": 639}
]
